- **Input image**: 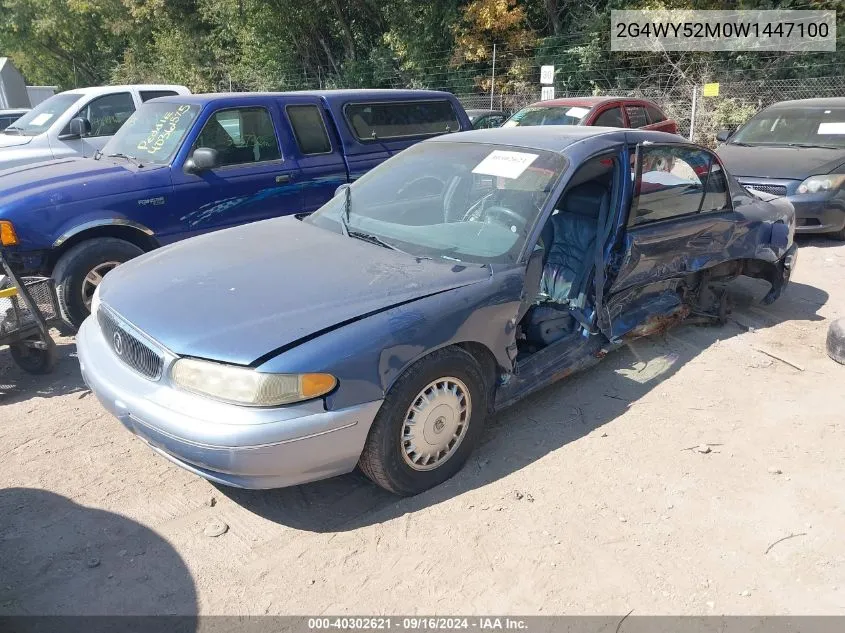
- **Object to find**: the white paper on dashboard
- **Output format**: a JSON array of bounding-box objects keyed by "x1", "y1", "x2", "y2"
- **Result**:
[
  {"x1": 29, "y1": 113, "x2": 53, "y2": 126},
  {"x1": 565, "y1": 107, "x2": 590, "y2": 119},
  {"x1": 818, "y1": 122, "x2": 845, "y2": 135},
  {"x1": 472, "y1": 150, "x2": 539, "y2": 179}
]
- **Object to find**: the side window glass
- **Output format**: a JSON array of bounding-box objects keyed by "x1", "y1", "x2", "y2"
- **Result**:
[
  {"x1": 625, "y1": 105, "x2": 649, "y2": 128},
  {"x1": 701, "y1": 158, "x2": 730, "y2": 213},
  {"x1": 192, "y1": 107, "x2": 281, "y2": 167},
  {"x1": 645, "y1": 104, "x2": 666, "y2": 124},
  {"x1": 633, "y1": 146, "x2": 714, "y2": 225},
  {"x1": 594, "y1": 107, "x2": 624, "y2": 127},
  {"x1": 73, "y1": 92, "x2": 136, "y2": 137},
  {"x1": 286, "y1": 105, "x2": 332, "y2": 155}
]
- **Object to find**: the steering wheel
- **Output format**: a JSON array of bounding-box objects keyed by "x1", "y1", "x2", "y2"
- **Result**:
[{"x1": 474, "y1": 205, "x2": 527, "y2": 231}]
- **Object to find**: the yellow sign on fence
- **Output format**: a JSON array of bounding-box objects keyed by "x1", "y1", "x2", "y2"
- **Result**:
[{"x1": 702, "y1": 83, "x2": 720, "y2": 97}]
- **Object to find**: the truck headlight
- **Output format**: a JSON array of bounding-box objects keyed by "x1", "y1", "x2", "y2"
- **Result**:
[
  {"x1": 170, "y1": 357, "x2": 336, "y2": 407},
  {"x1": 796, "y1": 174, "x2": 845, "y2": 194}
]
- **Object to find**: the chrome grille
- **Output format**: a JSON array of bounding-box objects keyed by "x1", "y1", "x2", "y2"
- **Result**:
[
  {"x1": 97, "y1": 307, "x2": 164, "y2": 380},
  {"x1": 740, "y1": 182, "x2": 787, "y2": 197}
]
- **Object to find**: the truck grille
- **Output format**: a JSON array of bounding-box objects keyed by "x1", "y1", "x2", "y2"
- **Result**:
[
  {"x1": 97, "y1": 307, "x2": 164, "y2": 380},
  {"x1": 739, "y1": 181, "x2": 787, "y2": 197}
]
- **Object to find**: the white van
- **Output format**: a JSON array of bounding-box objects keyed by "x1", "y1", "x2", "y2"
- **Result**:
[{"x1": 0, "y1": 84, "x2": 190, "y2": 170}]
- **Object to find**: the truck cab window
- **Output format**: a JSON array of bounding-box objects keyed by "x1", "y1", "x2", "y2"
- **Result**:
[
  {"x1": 192, "y1": 107, "x2": 281, "y2": 166},
  {"x1": 286, "y1": 105, "x2": 332, "y2": 155}
]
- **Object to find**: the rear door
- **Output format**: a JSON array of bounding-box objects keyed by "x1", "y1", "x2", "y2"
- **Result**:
[
  {"x1": 281, "y1": 96, "x2": 348, "y2": 213},
  {"x1": 598, "y1": 142, "x2": 737, "y2": 340},
  {"x1": 642, "y1": 102, "x2": 677, "y2": 133},
  {"x1": 169, "y1": 102, "x2": 302, "y2": 236}
]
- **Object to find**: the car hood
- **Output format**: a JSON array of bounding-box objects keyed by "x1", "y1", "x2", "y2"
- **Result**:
[
  {"x1": 99, "y1": 217, "x2": 491, "y2": 365},
  {"x1": 0, "y1": 157, "x2": 157, "y2": 208},
  {"x1": 0, "y1": 134, "x2": 32, "y2": 149},
  {"x1": 716, "y1": 143, "x2": 845, "y2": 180}
]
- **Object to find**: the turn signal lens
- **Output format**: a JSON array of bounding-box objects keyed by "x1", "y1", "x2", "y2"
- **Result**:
[
  {"x1": 301, "y1": 373, "x2": 338, "y2": 399},
  {"x1": 0, "y1": 221, "x2": 18, "y2": 246}
]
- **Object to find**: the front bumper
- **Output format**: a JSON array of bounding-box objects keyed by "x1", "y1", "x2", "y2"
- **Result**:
[
  {"x1": 76, "y1": 315, "x2": 382, "y2": 489},
  {"x1": 789, "y1": 195, "x2": 845, "y2": 234}
]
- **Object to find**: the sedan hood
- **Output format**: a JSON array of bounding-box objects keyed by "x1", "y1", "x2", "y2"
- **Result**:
[
  {"x1": 0, "y1": 134, "x2": 32, "y2": 149},
  {"x1": 99, "y1": 217, "x2": 491, "y2": 365},
  {"x1": 716, "y1": 143, "x2": 845, "y2": 180}
]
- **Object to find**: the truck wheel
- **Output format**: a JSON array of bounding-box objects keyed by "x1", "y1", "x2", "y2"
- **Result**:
[
  {"x1": 358, "y1": 346, "x2": 489, "y2": 496},
  {"x1": 52, "y1": 238, "x2": 144, "y2": 331},
  {"x1": 826, "y1": 318, "x2": 845, "y2": 365},
  {"x1": 9, "y1": 336, "x2": 57, "y2": 374}
]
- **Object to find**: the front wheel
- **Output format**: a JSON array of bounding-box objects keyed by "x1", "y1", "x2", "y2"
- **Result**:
[
  {"x1": 358, "y1": 346, "x2": 489, "y2": 496},
  {"x1": 52, "y1": 238, "x2": 144, "y2": 331}
]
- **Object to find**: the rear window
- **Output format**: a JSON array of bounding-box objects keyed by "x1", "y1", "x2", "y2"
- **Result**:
[
  {"x1": 645, "y1": 104, "x2": 666, "y2": 124},
  {"x1": 140, "y1": 90, "x2": 180, "y2": 102},
  {"x1": 345, "y1": 100, "x2": 460, "y2": 141}
]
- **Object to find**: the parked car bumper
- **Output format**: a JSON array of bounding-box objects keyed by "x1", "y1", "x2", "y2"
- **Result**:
[
  {"x1": 76, "y1": 315, "x2": 382, "y2": 489},
  {"x1": 788, "y1": 192, "x2": 845, "y2": 234}
]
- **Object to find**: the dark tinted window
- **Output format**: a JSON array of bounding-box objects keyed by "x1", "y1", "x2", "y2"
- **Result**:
[
  {"x1": 594, "y1": 107, "x2": 624, "y2": 127},
  {"x1": 625, "y1": 105, "x2": 649, "y2": 128},
  {"x1": 645, "y1": 104, "x2": 666, "y2": 123},
  {"x1": 65, "y1": 92, "x2": 136, "y2": 137},
  {"x1": 140, "y1": 90, "x2": 180, "y2": 102},
  {"x1": 0, "y1": 115, "x2": 18, "y2": 130},
  {"x1": 345, "y1": 100, "x2": 460, "y2": 141},
  {"x1": 192, "y1": 107, "x2": 280, "y2": 166},
  {"x1": 287, "y1": 105, "x2": 332, "y2": 154},
  {"x1": 633, "y1": 146, "x2": 718, "y2": 225},
  {"x1": 701, "y1": 159, "x2": 730, "y2": 213}
]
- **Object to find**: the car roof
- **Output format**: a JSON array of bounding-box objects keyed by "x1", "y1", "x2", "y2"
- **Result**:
[
  {"x1": 59, "y1": 85, "x2": 189, "y2": 97},
  {"x1": 428, "y1": 125, "x2": 684, "y2": 153},
  {"x1": 466, "y1": 109, "x2": 504, "y2": 115},
  {"x1": 157, "y1": 89, "x2": 456, "y2": 106},
  {"x1": 523, "y1": 96, "x2": 662, "y2": 109},
  {"x1": 765, "y1": 97, "x2": 845, "y2": 109}
]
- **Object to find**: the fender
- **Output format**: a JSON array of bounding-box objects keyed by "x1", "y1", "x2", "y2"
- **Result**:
[{"x1": 52, "y1": 218, "x2": 155, "y2": 248}]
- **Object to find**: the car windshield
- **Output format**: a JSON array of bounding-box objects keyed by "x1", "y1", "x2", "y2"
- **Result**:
[
  {"x1": 730, "y1": 106, "x2": 845, "y2": 148},
  {"x1": 305, "y1": 141, "x2": 567, "y2": 264},
  {"x1": 101, "y1": 102, "x2": 200, "y2": 164},
  {"x1": 2, "y1": 93, "x2": 81, "y2": 135},
  {"x1": 502, "y1": 105, "x2": 590, "y2": 127}
]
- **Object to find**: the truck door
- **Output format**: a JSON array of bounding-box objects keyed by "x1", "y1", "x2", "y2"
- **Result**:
[
  {"x1": 169, "y1": 102, "x2": 303, "y2": 236},
  {"x1": 280, "y1": 96, "x2": 349, "y2": 213}
]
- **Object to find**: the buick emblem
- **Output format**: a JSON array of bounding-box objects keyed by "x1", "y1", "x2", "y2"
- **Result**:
[{"x1": 113, "y1": 331, "x2": 124, "y2": 356}]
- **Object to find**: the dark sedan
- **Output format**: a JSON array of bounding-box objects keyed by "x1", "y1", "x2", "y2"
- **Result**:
[
  {"x1": 77, "y1": 126, "x2": 796, "y2": 496},
  {"x1": 716, "y1": 98, "x2": 845, "y2": 240}
]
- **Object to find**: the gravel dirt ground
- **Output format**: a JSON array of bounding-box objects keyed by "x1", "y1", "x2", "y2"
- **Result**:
[{"x1": 1, "y1": 237, "x2": 844, "y2": 616}]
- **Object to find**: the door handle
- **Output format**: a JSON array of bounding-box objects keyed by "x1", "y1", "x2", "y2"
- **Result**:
[{"x1": 275, "y1": 174, "x2": 292, "y2": 184}]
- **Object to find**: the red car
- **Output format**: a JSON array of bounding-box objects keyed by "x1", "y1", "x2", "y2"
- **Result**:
[{"x1": 503, "y1": 97, "x2": 679, "y2": 134}]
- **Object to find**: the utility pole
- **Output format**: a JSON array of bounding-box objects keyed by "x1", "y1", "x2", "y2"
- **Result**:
[{"x1": 489, "y1": 43, "x2": 497, "y2": 110}]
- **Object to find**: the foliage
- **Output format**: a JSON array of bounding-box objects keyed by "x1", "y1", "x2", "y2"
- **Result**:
[{"x1": 1, "y1": 0, "x2": 843, "y2": 97}]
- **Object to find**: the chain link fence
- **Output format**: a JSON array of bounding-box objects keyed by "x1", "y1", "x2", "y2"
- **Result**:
[{"x1": 457, "y1": 75, "x2": 845, "y2": 147}]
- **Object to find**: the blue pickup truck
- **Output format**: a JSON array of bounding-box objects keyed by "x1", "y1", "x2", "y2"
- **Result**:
[{"x1": 0, "y1": 89, "x2": 470, "y2": 328}]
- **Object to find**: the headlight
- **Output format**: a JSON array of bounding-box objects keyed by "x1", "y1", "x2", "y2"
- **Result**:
[
  {"x1": 90, "y1": 283, "x2": 101, "y2": 316},
  {"x1": 170, "y1": 357, "x2": 336, "y2": 406},
  {"x1": 796, "y1": 174, "x2": 845, "y2": 194}
]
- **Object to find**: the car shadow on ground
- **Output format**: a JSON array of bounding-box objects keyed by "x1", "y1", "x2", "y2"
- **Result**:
[
  {"x1": 0, "y1": 333, "x2": 87, "y2": 405},
  {"x1": 222, "y1": 277, "x2": 828, "y2": 533},
  {"x1": 0, "y1": 488, "x2": 197, "y2": 617}
]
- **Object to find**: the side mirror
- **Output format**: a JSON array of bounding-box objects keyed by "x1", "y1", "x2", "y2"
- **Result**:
[
  {"x1": 715, "y1": 128, "x2": 732, "y2": 143},
  {"x1": 184, "y1": 147, "x2": 220, "y2": 174},
  {"x1": 61, "y1": 117, "x2": 91, "y2": 140},
  {"x1": 335, "y1": 183, "x2": 351, "y2": 197}
]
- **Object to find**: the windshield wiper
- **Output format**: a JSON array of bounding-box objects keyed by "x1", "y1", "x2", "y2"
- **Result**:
[
  {"x1": 346, "y1": 229, "x2": 430, "y2": 259},
  {"x1": 785, "y1": 142, "x2": 841, "y2": 150},
  {"x1": 106, "y1": 152, "x2": 144, "y2": 167},
  {"x1": 338, "y1": 185, "x2": 351, "y2": 236},
  {"x1": 3, "y1": 126, "x2": 23, "y2": 135}
]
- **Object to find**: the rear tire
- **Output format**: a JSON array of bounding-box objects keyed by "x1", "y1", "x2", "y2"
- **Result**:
[
  {"x1": 359, "y1": 346, "x2": 489, "y2": 496},
  {"x1": 828, "y1": 227, "x2": 845, "y2": 241},
  {"x1": 52, "y1": 238, "x2": 144, "y2": 331},
  {"x1": 826, "y1": 318, "x2": 845, "y2": 365}
]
